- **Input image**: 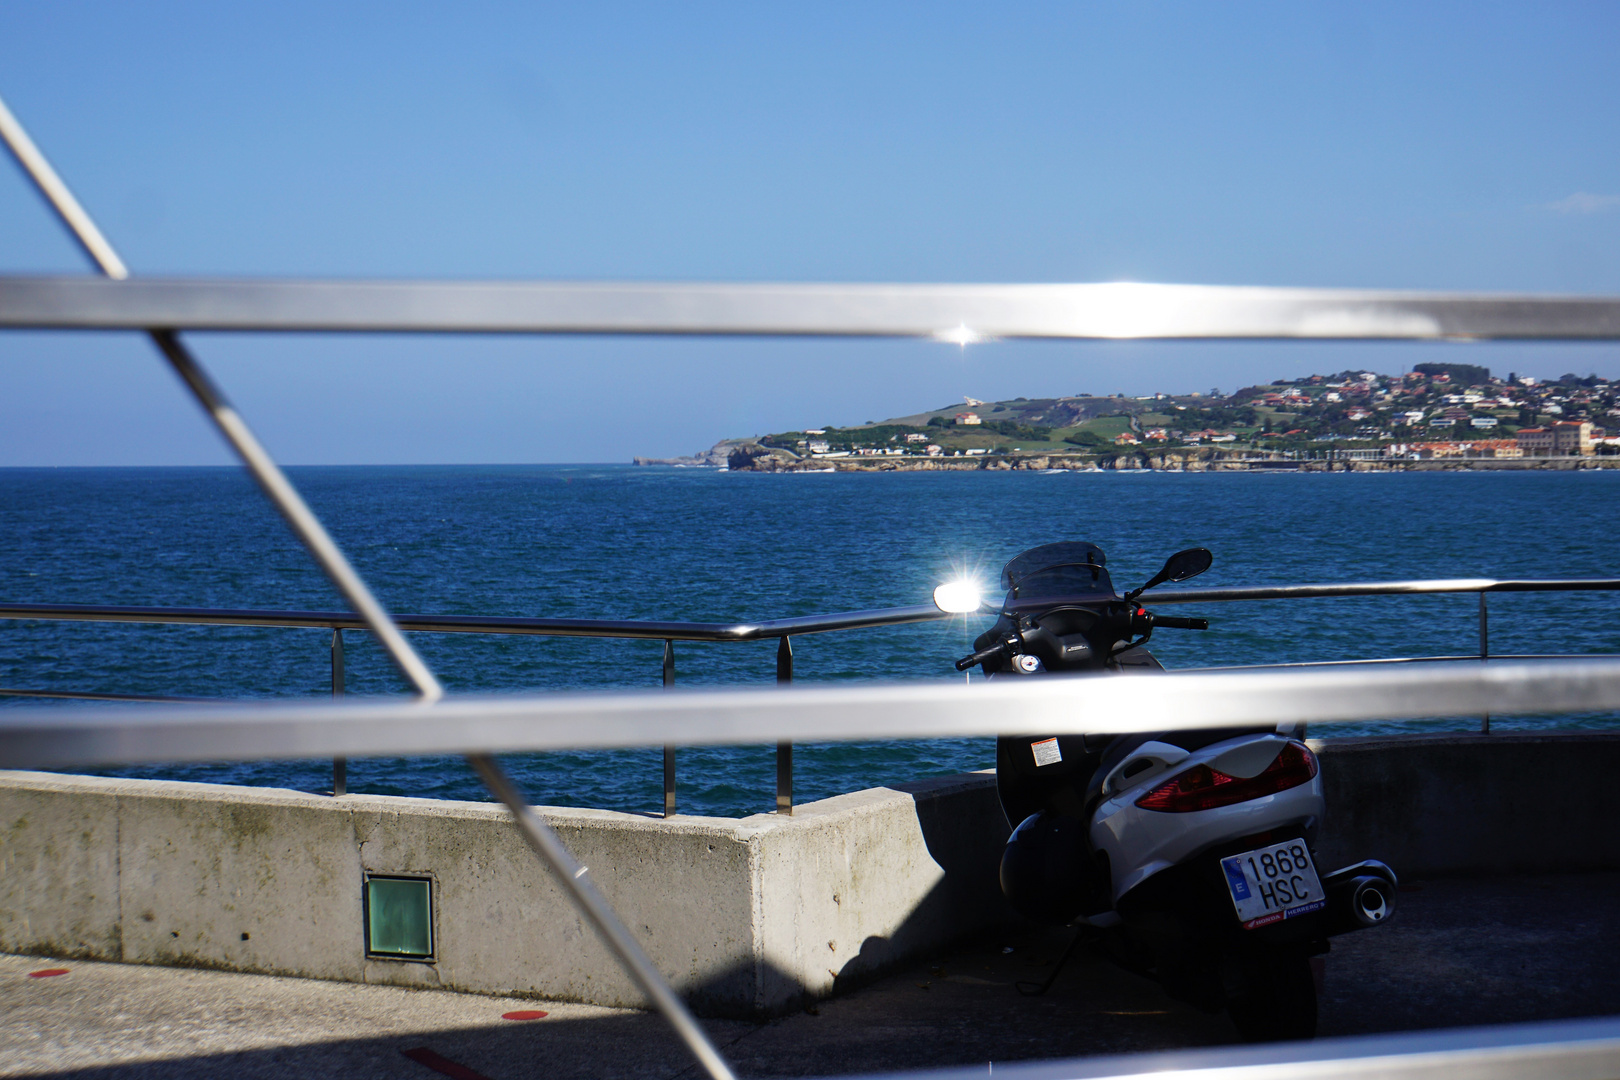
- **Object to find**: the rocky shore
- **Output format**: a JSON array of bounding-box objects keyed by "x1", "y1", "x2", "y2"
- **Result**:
[{"x1": 716, "y1": 444, "x2": 1620, "y2": 473}]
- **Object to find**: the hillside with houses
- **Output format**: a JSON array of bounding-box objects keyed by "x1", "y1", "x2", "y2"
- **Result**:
[{"x1": 637, "y1": 363, "x2": 1620, "y2": 471}]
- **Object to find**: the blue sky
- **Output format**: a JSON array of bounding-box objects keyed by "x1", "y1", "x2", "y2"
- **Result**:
[{"x1": 3, "y1": 2, "x2": 1619, "y2": 464}]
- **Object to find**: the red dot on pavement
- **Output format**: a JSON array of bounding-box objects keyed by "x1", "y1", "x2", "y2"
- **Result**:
[
  {"x1": 28, "y1": 969, "x2": 69, "y2": 978},
  {"x1": 502, "y1": 1010, "x2": 548, "y2": 1021}
]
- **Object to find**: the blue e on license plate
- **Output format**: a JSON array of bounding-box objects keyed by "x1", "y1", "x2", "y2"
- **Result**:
[{"x1": 1220, "y1": 840, "x2": 1326, "y2": 930}]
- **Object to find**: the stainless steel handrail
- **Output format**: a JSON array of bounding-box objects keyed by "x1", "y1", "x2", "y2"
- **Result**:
[
  {"x1": 9, "y1": 573, "x2": 1620, "y2": 755},
  {"x1": 1140, "y1": 576, "x2": 1620, "y2": 604},
  {"x1": 6, "y1": 657, "x2": 1620, "y2": 769},
  {"x1": 0, "y1": 687, "x2": 214, "y2": 703},
  {"x1": 6, "y1": 574, "x2": 1619, "y2": 633},
  {"x1": 0, "y1": 600, "x2": 949, "y2": 640},
  {"x1": 9, "y1": 653, "x2": 1614, "y2": 702},
  {"x1": 1195, "y1": 652, "x2": 1620, "y2": 670},
  {"x1": 863, "y1": 1015, "x2": 1620, "y2": 1080},
  {"x1": 5, "y1": 275, "x2": 1620, "y2": 340},
  {"x1": 0, "y1": 599, "x2": 953, "y2": 815}
]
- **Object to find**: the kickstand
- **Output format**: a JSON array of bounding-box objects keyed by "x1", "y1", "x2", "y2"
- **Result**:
[{"x1": 1016, "y1": 928, "x2": 1085, "y2": 997}]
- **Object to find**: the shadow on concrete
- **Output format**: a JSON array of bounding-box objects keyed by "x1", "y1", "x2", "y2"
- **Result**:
[
  {"x1": 661, "y1": 773, "x2": 1014, "y2": 1019},
  {"x1": 825, "y1": 773, "x2": 1013, "y2": 996},
  {"x1": 22, "y1": 874, "x2": 1620, "y2": 1080},
  {"x1": 32, "y1": 1018, "x2": 705, "y2": 1080}
]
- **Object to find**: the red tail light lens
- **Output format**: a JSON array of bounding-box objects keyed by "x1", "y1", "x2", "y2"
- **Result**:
[{"x1": 1134, "y1": 741, "x2": 1318, "y2": 813}]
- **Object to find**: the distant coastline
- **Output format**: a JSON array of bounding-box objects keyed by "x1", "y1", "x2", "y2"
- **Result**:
[
  {"x1": 636, "y1": 436, "x2": 1620, "y2": 474},
  {"x1": 643, "y1": 445, "x2": 1620, "y2": 473},
  {"x1": 638, "y1": 362, "x2": 1618, "y2": 473}
]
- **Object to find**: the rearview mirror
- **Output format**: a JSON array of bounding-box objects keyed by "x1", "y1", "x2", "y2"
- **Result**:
[
  {"x1": 1127, "y1": 547, "x2": 1212, "y2": 601},
  {"x1": 1161, "y1": 547, "x2": 1213, "y2": 584}
]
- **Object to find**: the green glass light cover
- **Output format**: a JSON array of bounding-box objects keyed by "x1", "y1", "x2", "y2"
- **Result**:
[{"x1": 366, "y1": 877, "x2": 433, "y2": 958}]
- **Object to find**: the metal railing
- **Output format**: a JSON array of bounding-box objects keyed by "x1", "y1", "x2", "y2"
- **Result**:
[
  {"x1": 6, "y1": 573, "x2": 1618, "y2": 797},
  {"x1": 0, "y1": 599, "x2": 954, "y2": 811},
  {"x1": 8, "y1": 90, "x2": 1620, "y2": 1080},
  {"x1": 8, "y1": 274, "x2": 1620, "y2": 338},
  {"x1": 924, "y1": 1016, "x2": 1620, "y2": 1080},
  {"x1": 1145, "y1": 575, "x2": 1620, "y2": 731},
  {"x1": 1147, "y1": 575, "x2": 1620, "y2": 733}
]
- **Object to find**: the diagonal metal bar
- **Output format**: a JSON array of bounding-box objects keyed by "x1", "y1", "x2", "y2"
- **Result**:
[
  {"x1": 466, "y1": 755, "x2": 736, "y2": 1080},
  {"x1": 143, "y1": 329, "x2": 442, "y2": 700},
  {"x1": 5, "y1": 275, "x2": 1620, "y2": 340},
  {"x1": 0, "y1": 93, "x2": 441, "y2": 703},
  {"x1": 0, "y1": 100, "x2": 129, "y2": 279},
  {"x1": 0, "y1": 93, "x2": 736, "y2": 1080}
]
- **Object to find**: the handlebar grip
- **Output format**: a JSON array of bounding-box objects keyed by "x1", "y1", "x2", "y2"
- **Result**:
[
  {"x1": 1151, "y1": 615, "x2": 1209, "y2": 630},
  {"x1": 955, "y1": 643, "x2": 1009, "y2": 671}
]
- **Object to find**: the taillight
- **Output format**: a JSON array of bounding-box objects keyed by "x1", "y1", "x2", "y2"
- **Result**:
[{"x1": 1134, "y1": 741, "x2": 1318, "y2": 813}]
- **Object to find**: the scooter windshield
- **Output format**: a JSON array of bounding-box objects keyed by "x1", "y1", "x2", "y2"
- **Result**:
[{"x1": 1001, "y1": 541, "x2": 1117, "y2": 600}]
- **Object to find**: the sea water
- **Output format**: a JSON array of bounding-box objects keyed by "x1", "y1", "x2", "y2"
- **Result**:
[{"x1": 3, "y1": 465, "x2": 1618, "y2": 816}]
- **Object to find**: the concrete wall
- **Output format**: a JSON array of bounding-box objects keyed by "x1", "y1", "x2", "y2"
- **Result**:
[
  {"x1": 3, "y1": 732, "x2": 1616, "y2": 1016},
  {"x1": 0, "y1": 769, "x2": 1008, "y2": 1018},
  {"x1": 1310, "y1": 732, "x2": 1620, "y2": 878}
]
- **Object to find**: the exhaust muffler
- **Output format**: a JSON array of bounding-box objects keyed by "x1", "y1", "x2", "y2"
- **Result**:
[{"x1": 1322, "y1": 860, "x2": 1397, "y2": 934}]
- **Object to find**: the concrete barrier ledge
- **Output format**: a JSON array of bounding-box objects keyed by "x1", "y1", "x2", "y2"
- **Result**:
[
  {"x1": 3, "y1": 731, "x2": 1616, "y2": 1017},
  {"x1": 0, "y1": 768, "x2": 1008, "y2": 1018}
]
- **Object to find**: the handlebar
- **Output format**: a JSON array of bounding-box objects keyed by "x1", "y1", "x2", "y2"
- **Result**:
[
  {"x1": 955, "y1": 641, "x2": 1012, "y2": 671},
  {"x1": 955, "y1": 611, "x2": 1207, "y2": 671},
  {"x1": 1150, "y1": 614, "x2": 1209, "y2": 630}
]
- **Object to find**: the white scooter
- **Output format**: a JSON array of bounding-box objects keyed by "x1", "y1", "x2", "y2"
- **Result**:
[{"x1": 957, "y1": 541, "x2": 1396, "y2": 1041}]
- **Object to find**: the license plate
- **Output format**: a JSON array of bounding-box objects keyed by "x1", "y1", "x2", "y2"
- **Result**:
[{"x1": 1220, "y1": 840, "x2": 1326, "y2": 930}]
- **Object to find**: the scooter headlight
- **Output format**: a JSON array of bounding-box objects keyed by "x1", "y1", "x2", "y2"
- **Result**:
[{"x1": 932, "y1": 580, "x2": 983, "y2": 614}]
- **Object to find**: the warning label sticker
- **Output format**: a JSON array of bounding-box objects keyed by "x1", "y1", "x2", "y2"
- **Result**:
[{"x1": 1031, "y1": 738, "x2": 1062, "y2": 767}]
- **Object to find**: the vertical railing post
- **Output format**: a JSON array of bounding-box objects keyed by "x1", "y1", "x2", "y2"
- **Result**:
[
  {"x1": 662, "y1": 639, "x2": 676, "y2": 818},
  {"x1": 1479, "y1": 592, "x2": 1491, "y2": 734},
  {"x1": 776, "y1": 635, "x2": 793, "y2": 815},
  {"x1": 331, "y1": 627, "x2": 347, "y2": 796}
]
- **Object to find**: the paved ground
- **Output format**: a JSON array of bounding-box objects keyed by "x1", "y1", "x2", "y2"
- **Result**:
[{"x1": 5, "y1": 873, "x2": 1619, "y2": 1079}]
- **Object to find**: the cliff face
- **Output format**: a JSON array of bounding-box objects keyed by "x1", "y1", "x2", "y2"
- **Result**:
[{"x1": 633, "y1": 441, "x2": 744, "y2": 467}]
